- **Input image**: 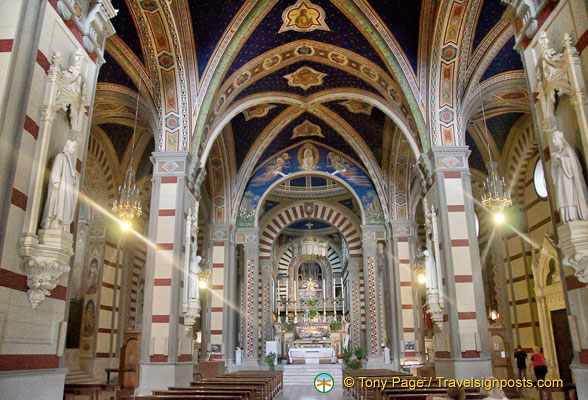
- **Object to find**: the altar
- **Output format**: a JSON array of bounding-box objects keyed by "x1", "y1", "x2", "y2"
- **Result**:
[{"x1": 288, "y1": 346, "x2": 336, "y2": 364}]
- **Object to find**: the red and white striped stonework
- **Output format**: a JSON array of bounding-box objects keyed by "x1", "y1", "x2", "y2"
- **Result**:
[
  {"x1": 259, "y1": 203, "x2": 361, "y2": 259},
  {"x1": 442, "y1": 171, "x2": 479, "y2": 357},
  {"x1": 210, "y1": 240, "x2": 226, "y2": 359},
  {"x1": 366, "y1": 256, "x2": 380, "y2": 356},
  {"x1": 148, "y1": 176, "x2": 181, "y2": 362},
  {"x1": 396, "y1": 237, "x2": 416, "y2": 356}
]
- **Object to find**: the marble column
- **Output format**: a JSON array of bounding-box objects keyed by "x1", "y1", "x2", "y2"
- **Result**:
[
  {"x1": 241, "y1": 228, "x2": 260, "y2": 368},
  {"x1": 362, "y1": 225, "x2": 386, "y2": 366},
  {"x1": 225, "y1": 231, "x2": 238, "y2": 371},
  {"x1": 137, "y1": 152, "x2": 193, "y2": 394},
  {"x1": 429, "y1": 146, "x2": 491, "y2": 379}
]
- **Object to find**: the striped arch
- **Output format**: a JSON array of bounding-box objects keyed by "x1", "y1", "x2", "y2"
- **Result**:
[
  {"x1": 85, "y1": 132, "x2": 118, "y2": 207},
  {"x1": 259, "y1": 201, "x2": 361, "y2": 259},
  {"x1": 277, "y1": 242, "x2": 342, "y2": 276},
  {"x1": 206, "y1": 125, "x2": 235, "y2": 224},
  {"x1": 500, "y1": 114, "x2": 538, "y2": 206}
]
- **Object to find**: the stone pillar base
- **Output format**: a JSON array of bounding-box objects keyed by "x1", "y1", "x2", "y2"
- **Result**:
[
  {"x1": 236, "y1": 359, "x2": 260, "y2": 370},
  {"x1": 365, "y1": 357, "x2": 387, "y2": 369},
  {"x1": 571, "y1": 363, "x2": 588, "y2": 400},
  {"x1": 0, "y1": 368, "x2": 67, "y2": 400},
  {"x1": 434, "y1": 357, "x2": 492, "y2": 380},
  {"x1": 136, "y1": 362, "x2": 193, "y2": 394}
]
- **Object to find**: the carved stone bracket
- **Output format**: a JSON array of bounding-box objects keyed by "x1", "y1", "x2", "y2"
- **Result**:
[
  {"x1": 18, "y1": 230, "x2": 74, "y2": 309},
  {"x1": 183, "y1": 298, "x2": 201, "y2": 329},
  {"x1": 558, "y1": 221, "x2": 588, "y2": 283},
  {"x1": 426, "y1": 290, "x2": 444, "y2": 329}
]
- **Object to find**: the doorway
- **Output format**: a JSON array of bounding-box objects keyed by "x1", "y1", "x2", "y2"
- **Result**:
[{"x1": 550, "y1": 309, "x2": 574, "y2": 383}]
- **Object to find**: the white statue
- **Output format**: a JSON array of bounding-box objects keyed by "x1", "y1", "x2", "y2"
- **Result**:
[
  {"x1": 41, "y1": 139, "x2": 79, "y2": 231},
  {"x1": 423, "y1": 249, "x2": 438, "y2": 291},
  {"x1": 550, "y1": 130, "x2": 588, "y2": 223}
]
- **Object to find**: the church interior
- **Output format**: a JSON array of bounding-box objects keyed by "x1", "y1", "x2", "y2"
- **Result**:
[{"x1": 1, "y1": 0, "x2": 588, "y2": 399}]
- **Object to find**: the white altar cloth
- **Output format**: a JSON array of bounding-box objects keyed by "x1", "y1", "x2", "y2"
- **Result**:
[{"x1": 288, "y1": 347, "x2": 336, "y2": 364}]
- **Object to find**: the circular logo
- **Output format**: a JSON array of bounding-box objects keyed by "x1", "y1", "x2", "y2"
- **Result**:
[{"x1": 314, "y1": 373, "x2": 334, "y2": 393}]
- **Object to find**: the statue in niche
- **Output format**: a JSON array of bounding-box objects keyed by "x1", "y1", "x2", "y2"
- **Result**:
[
  {"x1": 423, "y1": 249, "x2": 437, "y2": 291},
  {"x1": 550, "y1": 130, "x2": 588, "y2": 223},
  {"x1": 41, "y1": 139, "x2": 80, "y2": 231}
]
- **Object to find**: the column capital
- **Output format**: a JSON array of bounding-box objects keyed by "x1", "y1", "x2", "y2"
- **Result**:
[
  {"x1": 428, "y1": 145, "x2": 470, "y2": 173},
  {"x1": 361, "y1": 224, "x2": 387, "y2": 243},
  {"x1": 151, "y1": 151, "x2": 192, "y2": 178},
  {"x1": 236, "y1": 227, "x2": 260, "y2": 247},
  {"x1": 389, "y1": 220, "x2": 418, "y2": 239},
  {"x1": 208, "y1": 224, "x2": 231, "y2": 243}
]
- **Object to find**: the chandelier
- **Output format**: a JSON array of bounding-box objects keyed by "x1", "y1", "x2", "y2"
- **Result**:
[
  {"x1": 112, "y1": 82, "x2": 143, "y2": 221},
  {"x1": 477, "y1": 84, "x2": 512, "y2": 213},
  {"x1": 293, "y1": 236, "x2": 328, "y2": 262}
]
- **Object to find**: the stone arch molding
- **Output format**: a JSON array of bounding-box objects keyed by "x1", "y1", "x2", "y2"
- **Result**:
[{"x1": 259, "y1": 200, "x2": 362, "y2": 259}]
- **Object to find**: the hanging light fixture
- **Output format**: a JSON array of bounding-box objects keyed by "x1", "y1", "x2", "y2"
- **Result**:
[
  {"x1": 112, "y1": 82, "x2": 143, "y2": 221},
  {"x1": 478, "y1": 84, "x2": 512, "y2": 213}
]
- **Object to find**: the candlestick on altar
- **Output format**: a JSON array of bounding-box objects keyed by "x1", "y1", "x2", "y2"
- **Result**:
[
  {"x1": 333, "y1": 278, "x2": 337, "y2": 319},
  {"x1": 341, "y1": 277, "x2": 345, "y2": 318}
]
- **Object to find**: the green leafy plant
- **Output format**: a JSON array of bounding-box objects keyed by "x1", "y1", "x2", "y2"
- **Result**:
[
  {"x1": 265, "y1": 352, "x2": 276, "y2": 370},
  {"x1": 294, "y1": 333, "x2": 302, "y2": 340},
  {"x1": 309, "y1": 308, "x2": 318, "y2": 320},
  {"x1": 343, "y1": 348, "x2": 363, "y2": 370},
  {"x1": 307, "y1": 298, "x2": 317, "y2": 309},
  {"x1": 330, "y1": 321, "x2": 342, "y2": 331},
  {"x1": 283, "y1": 321, "x2": 292, "y2": 332},
  {"x1": 324, "y1": 332, "x2": 330, "y2": 339}
]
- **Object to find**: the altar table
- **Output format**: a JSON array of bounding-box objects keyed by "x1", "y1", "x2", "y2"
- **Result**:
[{"x1": 288, "y1": 347, "x2": 336, "y2": 364}]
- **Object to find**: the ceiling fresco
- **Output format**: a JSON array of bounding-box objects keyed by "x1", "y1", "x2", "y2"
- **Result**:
[
  {"x1": 92, "y1": 0, "x2": 532, "y2": 222},
  {"x1": 222, "y1": 0, "x2": 390, "y2": 82}
]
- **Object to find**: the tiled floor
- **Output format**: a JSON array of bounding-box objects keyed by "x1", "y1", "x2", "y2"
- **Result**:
[{"x1": 280, "y1": 363, "x2": 343, "y2": 399}]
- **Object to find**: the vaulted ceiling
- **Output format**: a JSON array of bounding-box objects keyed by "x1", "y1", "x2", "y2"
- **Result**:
[{"x1": 94, "y1": 0, "x2": 531, "y2": 220}]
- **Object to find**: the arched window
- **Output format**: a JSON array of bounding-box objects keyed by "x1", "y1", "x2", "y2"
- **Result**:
[{"x1": 534, "y1": 160, "x2": 548, "y2": 198}]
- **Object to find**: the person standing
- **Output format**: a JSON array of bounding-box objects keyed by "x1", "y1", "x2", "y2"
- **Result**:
[
  {"x1": 514, "y1": 346, "x2": 528, "y2": 379},
  {"x1": 531, "y1": 347, "x2": 548, "y2": 381}
]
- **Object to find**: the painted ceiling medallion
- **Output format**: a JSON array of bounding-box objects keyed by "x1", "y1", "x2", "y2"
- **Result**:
[
  {"x1": 283, "y1": 66, "x2": 327, "y2": 90},
  {"x1": 243, "y1": 104, "x2": 276, "y2": 121},
  {"x1": 340, "y1": 99, "x2": 373, "y2": 116},
  {"x1": 279, "y1": 0, "x2": 330, "y2": 33},
  {"x1": 291, "y1": 119, "x2": 324, "y2": 139}
]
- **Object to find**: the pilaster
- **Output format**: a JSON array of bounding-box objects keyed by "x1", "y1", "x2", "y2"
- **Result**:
[{"x1": 208, "y1": 224, "x2": 231, "y2": 362}]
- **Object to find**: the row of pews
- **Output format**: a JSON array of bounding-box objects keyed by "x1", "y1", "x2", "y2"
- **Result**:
[
  {"x1": 342, "y1": 369, "x2": 487, "y2": 400},
  {"x1": 118, "y1": 370, "x2": 283, "y2": 400}
]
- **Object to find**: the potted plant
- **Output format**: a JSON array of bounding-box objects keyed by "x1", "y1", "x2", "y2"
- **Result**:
[
  {"x1": 265, "y1": 352, "x2": 276, "y2": 370},
  {"x1": 283, "y1": 321, "x2": 292, "y2": 332},
  {"x1": 330, "y1": 320, "x2": 342, "y2": 331},
  {"x1": 342, "y1": 348, "x2": 363, "y2": 369},
  {"x1": 294, "y1": 332, "x2": 302, "y2": 340}
]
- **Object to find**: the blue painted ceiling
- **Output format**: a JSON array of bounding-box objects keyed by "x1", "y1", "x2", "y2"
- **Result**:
[
  {"x1": 287, "y1": 219, "x2": 332, "y2": 230},
  {"x1": 233, "y1": 60, "x2": 380, "y2": 103},
  {"x1": 486, "y1": 112, "x2": 523, "y2": 153},
  {"x1": 472, "y1": 0, "x2": 508, "y2": 51},
  {"x1": 99, "y1": 123, "x2": 135, "y2": 161},
  {"x1": 190, "y1": 0, "x2": 245, "y2": 79},
  {"x1": 229, "y1": 103, "x2": 290, "y2": 170},
  {"x1": 481, "y1": 36, "x2": 523, "y2": 82},
  {"x1": 465, "y1": 130, "x2": 487, "y2": 174},
  {"x1": 223, "y1": 0, "x2": 389, "y2": 83},
  {"x1": 99, "y1": 52, "x2": 137, "y2": 90},
  {"x1": 111, "y1": 0, "x2": 144, "y2": 63},
  {"x1": 365, "y1": 0, "x2": 422, "y2": 72},
  {"x1": 254, "y1": 112, "x2": 362, "y2": 170},
  {"x1": 323, "y1": 101, "x2": 385, "y2": 164}
]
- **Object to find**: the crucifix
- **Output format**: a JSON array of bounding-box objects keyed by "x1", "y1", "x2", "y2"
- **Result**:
[{"x1": 305, "y1": 222, "x2": 313, "y2": 229}]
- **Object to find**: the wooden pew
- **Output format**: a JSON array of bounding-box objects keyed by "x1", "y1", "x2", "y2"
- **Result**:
[{"x1": 64, "y1": 383, "x2": 117, "y2": 400}]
